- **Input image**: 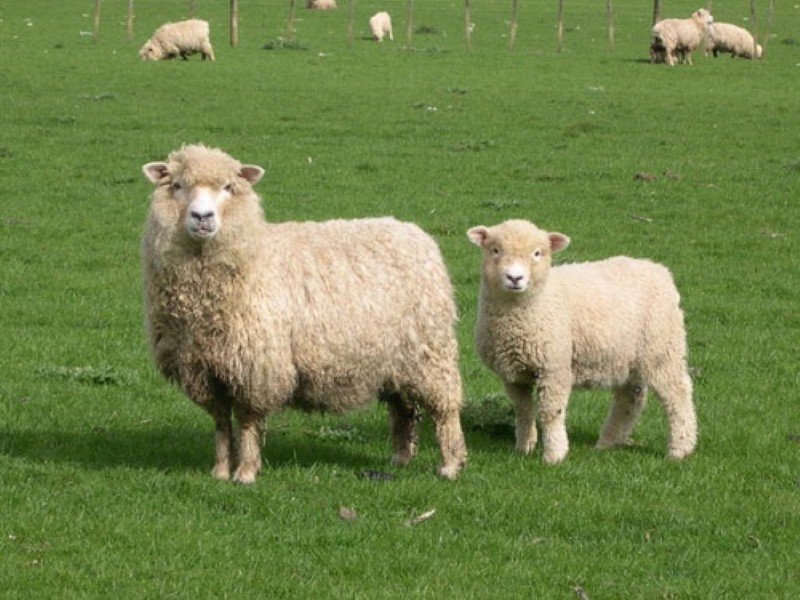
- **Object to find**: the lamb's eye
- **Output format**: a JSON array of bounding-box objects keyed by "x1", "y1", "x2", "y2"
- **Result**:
[
  {"x1": 223, "y1": 183, "x2": 233, "y2": 193},
  {"x1": 491, "y1": 246, "x2": 501, "y2": 256},
  {"x1": 171, "y1": 181, "x2": 182, "y2": 192},
  {"x1": 532, "y1": 248, "x2": 542, "y2": 260}
]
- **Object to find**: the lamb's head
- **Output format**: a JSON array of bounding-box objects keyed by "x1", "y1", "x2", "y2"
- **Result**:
[
  {"x1": 467, "y1": 219, "x2": 569, "y2": 297},
  {"x1": 692, "y1": 8, "x2": 713, "y2": 29},
  {"x1": 142, "y1": 144, "x2": 265, "y2": 244}
]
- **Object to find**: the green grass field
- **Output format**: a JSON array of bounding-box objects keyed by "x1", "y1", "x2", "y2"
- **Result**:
[{"x1": 1, "y1": 0, "x2": 798, "y2": 597}]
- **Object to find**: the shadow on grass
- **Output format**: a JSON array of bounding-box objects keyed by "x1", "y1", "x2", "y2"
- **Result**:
[{"x1": 0, "y1": 421, "x2": 397, "y2": 477}]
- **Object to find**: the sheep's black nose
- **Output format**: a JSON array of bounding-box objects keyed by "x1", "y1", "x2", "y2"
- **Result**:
[
  {"x1": 507, "y1": 274, "x2": 523, "y2": 284},
  {"x1": 191, "y1": 210, "x2": 214, "y2": 221}
]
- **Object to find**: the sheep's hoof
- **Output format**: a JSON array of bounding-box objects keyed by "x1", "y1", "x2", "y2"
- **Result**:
[
  {"x1": 232, "y1": 466, "x2": 258, "y2": 484},
  {"x1": 437, "y1": 464, "x2": 460, "y2": 481},
  {"x1": 514, "y1": 442, "x2": 536, "y2": 455},
  {"x1": 390, "y1": 450, "x2": 414, "y2": 467},
  {"x1": 542, "y1": 450, "x2": 567, "y2": 465},
  {"x1": 667, "y1": 447, "x2": 694, "y2": 460},
  {"x1": 211, "y1": 465, "x2": 231, "y2": 481}
]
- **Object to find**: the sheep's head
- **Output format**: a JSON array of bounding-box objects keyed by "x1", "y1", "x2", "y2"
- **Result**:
[
  {"x1": 467, "y1": 220, "x2": 569, "y2": 297},
  {"x1": 693, "y1": 8, "x2": 713, "y2": 28},
  {"x1": 138, "y1": 42, "x2": 162, "y2": 60},
  {"x1": 142, "y1": 145, "x2": 265, "y2": 244}
]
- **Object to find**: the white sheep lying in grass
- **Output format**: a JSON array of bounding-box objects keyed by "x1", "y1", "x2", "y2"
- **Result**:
[
  {"x1": 306, "y1": 0, "x2": 337, "y2": 9},
  {"x1": 705, "y1": 22, "x2": 762, "y2": 59},
  {"x1": 139, "y1": 19, "x2": 215, "y2": 61},
  {"x1": 467, "y1": 219, "x2": 697, "y2": 463},
  {"x1": 369, "y1": 12, "x2": 393, "y2": 42},
  {"x1": 650, "y1": 8, "x2": 713, "y2": 65},
  {"x1": 141, "y1": 144, "x2": 466, "y2": 484}
]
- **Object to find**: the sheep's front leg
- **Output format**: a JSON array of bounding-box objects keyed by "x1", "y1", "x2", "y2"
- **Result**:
[
  {"x1": 504, "y1": 382, "x2": 536, "y2": 454},
  {"x1": 536, "y1": 378, "x2": 571, "y2": 464},
  {"x1": 232, "y1": 413, "x2": 263, "y2": 484}
]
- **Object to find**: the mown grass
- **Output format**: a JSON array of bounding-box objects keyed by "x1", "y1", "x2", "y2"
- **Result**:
[{"x1": 1, "y1": 0, "x2": 798, "y2": 597}]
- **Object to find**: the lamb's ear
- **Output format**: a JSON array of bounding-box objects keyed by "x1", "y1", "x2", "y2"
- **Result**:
[
  {"x1": 549, "y1": 232, "x2": 570, "y2": 253},
  {"x1": 467, "y1": 226, "x2": 489, "y2": 247},
  {"x1": 239, "y1": 165, "x2": 265, "y2": 184},
  {"x1": 142, "y1": 162, "x2": 169, "y2": 184}
]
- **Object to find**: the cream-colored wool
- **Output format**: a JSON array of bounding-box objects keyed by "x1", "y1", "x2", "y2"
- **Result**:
[
  {"x1": 139, "y1": 19, "x2": 215, "y2": 61},
  {"x1": 306, "y1": 0, "x2": 337, "y2": 9},
  {"x1": 141, "y1": 144, "x2": 465, "y2": 484},
  {"x1": 467, "y1": 219, "x2": 696, "y2": 464},
  {"x1": 650, "y1": 8, "x2": 713, "y2": 65},
  {"x1": 705, "y1": 22, "x2": 762, "y2": 59},
  {"x1": 369, "y1": 12, "x2": 393, "y2": 42}
]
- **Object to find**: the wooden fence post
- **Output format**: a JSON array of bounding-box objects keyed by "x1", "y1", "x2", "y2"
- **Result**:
[
  {"x1": 287, "y1": 0, "x2": 296, "y2": 39},
  {"x1": 606, "y1": 0, "x2": 614, "y2": 51},
  {"x1": 405, "y1": 0, "x2": 414, "y2": 48},
  {"x1": 230, "y1": 0, "x2": 239, "y2": 47},
  {"x1": 509, "y1": 0, "x2": 519, "y2": 50},
  {"x1": 92, "y1": 0, "x2": 101, "y2": 42},
  {"x1": 556, "y1": 0, "x2": 564, "y2": 52},
  {"x1": 127, "y1": 0, "x2": 135, "y2": 43},
  {"x1": 465, "y1": 0, "x2": 472, "y2": 50}
]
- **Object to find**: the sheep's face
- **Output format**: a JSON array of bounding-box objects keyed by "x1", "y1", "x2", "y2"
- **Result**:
[
  {"x1": 467, "y1": 220, "x2": 569, "y2": 297},
  {"x1": 143, "y1": 146, "x2": 265, "y2": 244},
  {"x1": 138, "y1": 43, "x2": 162, "y2": 60},
  {"x1": 693, "y1": 8, "x2": 713, "y2": 28}
]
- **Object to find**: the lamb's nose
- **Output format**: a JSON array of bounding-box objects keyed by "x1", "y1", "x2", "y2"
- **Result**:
[
  {"x1": 507, "y1": 274, "x2": 523, "y2": 285},
  {"x1": 191, "y1": 210, "x2": 214, "y2": 221}
]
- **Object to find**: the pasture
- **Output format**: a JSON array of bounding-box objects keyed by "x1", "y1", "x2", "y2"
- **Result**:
[{"x1": 1, "y1": 0, "x2": 798, "y2": 597}]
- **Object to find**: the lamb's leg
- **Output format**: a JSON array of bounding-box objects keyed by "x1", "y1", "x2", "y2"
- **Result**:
[
  {"x1": 209, "y1": 405, "x2": 234, "y2": 480},
  {"x1": 649, "y1": 367, "x2": 696, "y2": 459},
  {"x1": 232, "y1": 412, "x2": 263, "y2": 484},
  {"x1": 431, "y1": 404, "x2": 466, "y2": 481},
  {"x1": 596, "y1": 381, "x2": 647, "y2": 450},
  {"x1": 504, "y1": 382, "x2": 536, "y2": 454},
  {"x1": 536, "y1": 378, "x2": 571, "y2": 464},
  {"x1": 384, "y1": 392, "x2": 419, "y2": 467}
]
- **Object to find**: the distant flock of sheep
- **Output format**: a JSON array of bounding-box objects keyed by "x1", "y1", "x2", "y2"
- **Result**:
[
  {"x1": 137, "y1": 7, "x2": 761, "y2": 65},
  {"x1": 140, "y1": 144, "x2": 698, "y2": 483}
]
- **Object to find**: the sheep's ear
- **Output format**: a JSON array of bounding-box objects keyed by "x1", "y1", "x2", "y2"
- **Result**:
[
  {"x1": 239, "y1": 165, "x2": 265, "y2": 184},
  {"x1": 142, "y1": 162, "x2": 169, "y2": 184},
  {"x1": 549, "y1": 232, "x2": 570, "y2": 253},
  {"x1": 467, "y1": 226, "x2": 489, "y2": 247}
]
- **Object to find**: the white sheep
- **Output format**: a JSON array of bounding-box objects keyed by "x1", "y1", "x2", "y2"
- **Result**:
[
  {"x1": 141, "y1": 144, "x2": 466, "y2": 484},
  {"x1": 139, "y1": 19, "x2": 215, "y2": 61},
  {"x1": 650, "y1": 8, "x2": 713, "y2": 65},
  {"x1": 705, "y1": 22, "x2": 762, "y2": 59},
  {"x1": 467, "y1": 219, "x2": 697, "y2": 464},
  {"x1": 369, "y1": 11, "x2": 393, "y2": 42},
  {"x1": 306, "y1": 0, "x2": 337, "y2": 9}
]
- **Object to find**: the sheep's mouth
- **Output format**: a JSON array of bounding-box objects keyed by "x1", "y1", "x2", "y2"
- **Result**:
[{"x1": 188, "y1": 225, "x2": 217, "y2": 240}]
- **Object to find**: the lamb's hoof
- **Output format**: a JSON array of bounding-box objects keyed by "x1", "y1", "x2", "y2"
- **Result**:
[
  {"x1": 514, "y1": 442, "x2": 536, "y2": 455},
  {"x1": 391, "y1": 451, "x2": 414, "y2": 467},
  {"x1": 667, "y1": 447, "x2": 694, "y2": 460},
  {"x1": 542, "y1": 450, "x2": 567, "y2": 465}
]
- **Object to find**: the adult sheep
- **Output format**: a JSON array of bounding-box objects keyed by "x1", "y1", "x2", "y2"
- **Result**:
[
  {"x1": 141, "y1": 144, "x2": 466, "y2": 484},
  {"x1": 139, "y1": 19, "x2": 215, "y2": 61},
  {"x1": 306, "y1": 0, "x2": 337, "y2": 9},
  {"x1": 369, "y1": 12, "x2": 393, "y2": 42},
  {"x1": 467, "y1": 219, "x2": 697, "y2": 464},
  {"x1": 705, "y1": 22, "x2": 762, "y2": 59},
  {"x1": 650, "y1": 8, "x2": 713, "y2": 65}
]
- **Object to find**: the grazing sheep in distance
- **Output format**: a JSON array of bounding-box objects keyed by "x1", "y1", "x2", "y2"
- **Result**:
[
  {"x1": 141, "y1": 144, "x2": 466, "y2": 484},
  {"x1": 650, "y1": 8, "x2": 713, "y2": 65},
  {"x1": 467, "y1": 219, "x2": 697, "y2": 464},
  {"x1": 369, "y1": 12, "x2": 393, "y2": 42},
  {"x1": 139, "y1": 19, "x2": 215, "y2": 61},
  {"x1": 705, "y1": 22, "x2": 762, "y2": 59},
  {"x1": 306, "y1": 0, "x2": 337, "y2": 9}
]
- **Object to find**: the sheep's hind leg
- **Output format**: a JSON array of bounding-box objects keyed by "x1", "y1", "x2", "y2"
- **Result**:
[
  {"x1": 384, "y1": 392, "x2": 419, "y2": 467},
  {"x1": 649, "y1": 367, "x2": 696, "y2": 460},
  {"x1": 596, "y1": 381, "x2": 647, "y2": 450},
  {"x1": 232, "y1": 412, "x2": 263, "y2": 484},
  {"x1": 504, "y1": 382, "x2": 537, "y2": 454},
  {"x1": 209, "y1": 405, "x2": 234, "y2": 481}
]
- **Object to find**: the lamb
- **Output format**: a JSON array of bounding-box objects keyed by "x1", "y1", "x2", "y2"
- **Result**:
[
  {"x1": 467, "y1": 219, "x2": 697, "y2": 464},
  {"x1": 139, "y1": 19, "x2": 215, "y2": 61},
  {"x1": 650, "y1": 8, "x2": 713, "y2": 65},
  {"x1": 306, "y1": 0, "x2": 337, "y2": 9},
  {"x1": 140, "y1": 144, "x2": 466, "y2": 484},
  {"x1": 369, "y1": 12, "x2": 393, "y2": 42},
  {"x1": 705, "y1": 22, "x2": 762, "y2": 59}
]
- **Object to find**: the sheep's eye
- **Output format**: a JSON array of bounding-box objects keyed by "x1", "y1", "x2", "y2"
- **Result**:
[
  {"x1": 171, "y1": 181, "x2": 182, "y2": 192},
  {"x1": 532, "y1": 248, "x2": 543, "y2": 260},
  {"x1": 491, "y1": 246, "x2": 501, "y2": 256},
  {"x1": 223, "y1": 183, "x2": 233, "y2": 193}
]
